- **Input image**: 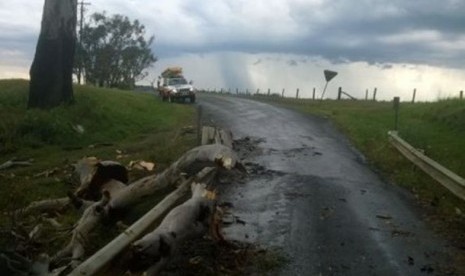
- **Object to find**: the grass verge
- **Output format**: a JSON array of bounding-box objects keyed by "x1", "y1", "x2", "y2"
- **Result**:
[
  {"x1": 0, "y1": 79, "x2": 197, "y2": 210},
  {"x1": 0, "y1": 79, "x2": 197, "y2": 259}
]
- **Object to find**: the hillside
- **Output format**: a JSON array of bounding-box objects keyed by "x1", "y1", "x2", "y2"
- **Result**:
[{"x1": 0, "y1": 79, "x2": 197, "y2": 212}]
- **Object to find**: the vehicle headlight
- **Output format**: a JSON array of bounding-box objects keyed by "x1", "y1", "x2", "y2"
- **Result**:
[
  {"x1": 172, "y1": 88, "x2": 177, "y2": 93},
  {"x1": 189, "y1": 87, "x2": 194, "y2": 92}
]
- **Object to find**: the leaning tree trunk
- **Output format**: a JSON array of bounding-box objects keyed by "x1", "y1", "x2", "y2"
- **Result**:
[{"x1": 28, "y1": 0, "x2": 77, "y2": 109}]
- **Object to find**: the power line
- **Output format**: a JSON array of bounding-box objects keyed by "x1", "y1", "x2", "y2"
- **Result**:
[{"x1": 77, "y1": 1, "x2": 91, "y2": 84}]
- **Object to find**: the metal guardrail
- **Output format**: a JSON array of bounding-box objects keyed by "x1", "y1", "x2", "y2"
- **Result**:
[{"x1": 388, "y1": 131, "x2": 465, "y2": 201}]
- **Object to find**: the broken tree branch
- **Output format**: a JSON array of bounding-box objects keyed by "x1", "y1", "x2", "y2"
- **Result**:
[
  {"x1": 74, "y1": 158, "x2": 128, "y2": 201},
  {"x1": 53, "y1": 192, "x2": 111, "y2": 268},
  {"x1": 107, "y1": 144, "x2": 241, "y2": 210},
  {"x1": 69, "y1": 167, "x2": 216, "y2": 276},
  {"x1": 127, "y1": 181, "x2": 217, "y2": 275},
  {"x1": 201, "y1": 126, "x2": 233, "y2": 149},
  {"x1": 0, "y1": 159, "x2": 33, "y2": 170},
  {"x1": 16, "y1": 197, "x2": 70, "y2": 216},
  {"x1": 16, "y1": 140, "x2": 242, "y2": 273}
]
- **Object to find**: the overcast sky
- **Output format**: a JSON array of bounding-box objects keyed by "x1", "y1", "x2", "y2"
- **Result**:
[{"x1": 1, "y1": 0, "x2": 465, "y2": 100}]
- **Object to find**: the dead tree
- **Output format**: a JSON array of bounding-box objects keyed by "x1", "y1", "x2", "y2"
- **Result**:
[{"x1": 28, "y1": 0, "x2": 77, "y2": 109}]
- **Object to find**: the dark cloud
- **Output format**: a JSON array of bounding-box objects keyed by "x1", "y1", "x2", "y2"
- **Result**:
[
  {"x1": 253, "y1": 59, "x2": 262, "y2": 65},
  {"x1": 2, "y1": 0, "x2": 465, "y2": 76},
  {"x1": 382, "y1": 64, "x2": 393, "y2": 70},
  {"x1": 150, "y1": 0, "x2": 465, "y2": 69},
  {"x1": 287, "y1": 59, "x2": 298, "y2": 66}
]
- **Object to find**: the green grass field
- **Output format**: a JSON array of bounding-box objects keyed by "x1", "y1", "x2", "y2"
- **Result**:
[
  {"x1": 246, "y1": 94, "x2": 465, "y2": 244},
  {"x1": 0, "y1": 79, "x2": 197, "y2": 213}
]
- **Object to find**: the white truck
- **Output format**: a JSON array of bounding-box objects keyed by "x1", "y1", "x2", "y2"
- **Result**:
[{"x1": 157, "y1": 67, "x2": 196, "y2": 103}]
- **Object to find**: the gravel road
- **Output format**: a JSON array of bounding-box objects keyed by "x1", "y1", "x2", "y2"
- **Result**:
[{"x1": 198, "y1": 94, "x2": 457, "y2": 276}]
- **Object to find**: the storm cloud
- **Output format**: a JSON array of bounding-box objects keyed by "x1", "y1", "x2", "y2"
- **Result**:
[
  {"x1": 144, "y1": 0, "x2": 465, "y2": 69},
  {"x1": 1, "y1": 0, "x2": 464, "y2": 99}
]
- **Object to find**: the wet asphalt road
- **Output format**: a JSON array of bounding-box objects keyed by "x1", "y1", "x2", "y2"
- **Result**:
[{"x1": 198, "y1": 94, "x2": 455, "y2": 276}]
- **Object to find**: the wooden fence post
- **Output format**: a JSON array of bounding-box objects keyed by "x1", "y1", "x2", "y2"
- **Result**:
[
  {"x1": 296, "y1": 88, "x2": 299, "y2": 99},
  {"x1": 337, "y1": 87, "x2": 342, "y2": 100},
  {"x1": 197, "y1": 105, "x2": 202, "y2": 145},
  {"x1": 460, "y1": 90, "x2": 463, "y2": 99},
  {"x1": 313, "y1": 88, "x2": 316, "y2": 100},
  {"x1": 412, "y1": 88, "x2": 416, "y2": 103},
  {"x1": 268, "y1": 88, "x2": 270, "y2": 96},
  {"x1": 393, "y1": 97, "x2": 400, "y2": 131},
  {"x1": 365, "y1": 89, "x2": 368, "y2": 100},
  {"x1": 282, "y1": 88, "x2": 285, "y2": 98},
  {"x1": 373, "y1": 88, "x2": 377, "y2": 101}
]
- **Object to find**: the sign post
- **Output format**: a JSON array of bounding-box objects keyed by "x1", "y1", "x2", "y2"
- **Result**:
[{"x1": 321, "y1": 70, "x2": 338, "y2": 100}]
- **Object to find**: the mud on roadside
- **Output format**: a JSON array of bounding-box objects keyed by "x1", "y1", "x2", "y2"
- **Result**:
[{"x1": 153, "y1": 136, "x2": 288, "y2": 275}]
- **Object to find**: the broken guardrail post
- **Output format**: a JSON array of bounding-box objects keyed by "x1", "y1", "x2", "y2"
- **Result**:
[{"x1": 337, "y1": 87, "x2": 342, "y2": 100}]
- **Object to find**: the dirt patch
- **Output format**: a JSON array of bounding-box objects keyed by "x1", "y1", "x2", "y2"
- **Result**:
[
  {"x1": 157, "y1": 239, "x2": 287, "y2": 276},
  {"x1": 233, "y1": 136, "x2": 265, "y2": 160}
]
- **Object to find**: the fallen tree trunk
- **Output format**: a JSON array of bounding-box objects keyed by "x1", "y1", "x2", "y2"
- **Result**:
[
  {"x1": 16, "y1": 197, "x2": 70, "y2": 216},
  {"x1": 201, "y1": 126, "x2": 233, "y2": 149},
  {"x1": 14, "y1": 133, "x2": 243, "y2": 274},
  {"x1": 107, "y1": 143, "x2": 241, "y2": 210},
  {"x1": 52, "y1": 192, "x2": 111, "y2": 268},
  {"x1": 69, "y1": 167, "x2": 216, "y2": 276},
  {"x1": 127, "y1": 181, "x2": 218, "y2": 275},
  {"x1": 0, "y1": 159, "x2": 33, "y2": 170},
  {"x1": 52, "y1": 144, "x2": 240, "y2": 269}
]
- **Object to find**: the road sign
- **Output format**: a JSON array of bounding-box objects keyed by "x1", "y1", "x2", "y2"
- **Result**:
[{"x1": 324, "y1": 70, "x2": 338, "y2": 82}]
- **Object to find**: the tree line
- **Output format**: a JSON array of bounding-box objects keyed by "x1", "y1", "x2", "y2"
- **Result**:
[{"x1": 76, "y1": 12, "x2": 156, "y2": 90}]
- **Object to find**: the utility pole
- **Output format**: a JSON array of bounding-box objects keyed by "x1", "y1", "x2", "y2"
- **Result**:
[{"x1": 77, "y1": 1, "x2": 91, "y2": 84}]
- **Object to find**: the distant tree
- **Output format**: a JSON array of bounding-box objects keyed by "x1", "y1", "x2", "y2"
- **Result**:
[
  {"x1": 28, "y1": 0, "x2": 77, "y2": 109},
  {"x1": 78, "y1": 12, "x2": 156, "y2": 89}
]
